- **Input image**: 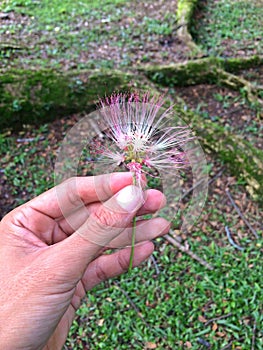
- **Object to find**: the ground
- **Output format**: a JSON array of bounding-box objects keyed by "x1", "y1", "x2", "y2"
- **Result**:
[{"x1": 0, "y1": 0, "x2": 262, "y2": 349}]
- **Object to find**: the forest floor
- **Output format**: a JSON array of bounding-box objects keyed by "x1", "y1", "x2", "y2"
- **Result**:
[{"x1": 0, "y1": 0, "x2": 262, "y2": 349}]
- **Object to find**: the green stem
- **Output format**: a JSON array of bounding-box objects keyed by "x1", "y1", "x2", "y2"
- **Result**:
[
  {"x1": 128, "y1": 173, "x2": 137, "y2": 274},
  {"x1": 128, "y1": 216, "x2": 137, "y2": 273}
]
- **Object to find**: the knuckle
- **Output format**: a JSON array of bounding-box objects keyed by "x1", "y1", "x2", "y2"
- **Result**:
[
  {"x1": 117, "y1": 252, "x2": 129, "y2": 271},
  {"x1": 65, "y1": 179, "x2": 83, "y2": 208},
  {"x1": 93, "y1": 208, "x2": 119, "y2": 230},
  {"x1": 95, "y1": 261, "x2": 108, "y2": 282}
]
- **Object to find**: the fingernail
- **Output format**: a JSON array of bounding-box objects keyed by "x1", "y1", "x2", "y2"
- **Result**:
[{"x1": 116, "y1": 185, "x2": 144, "y2": 212}]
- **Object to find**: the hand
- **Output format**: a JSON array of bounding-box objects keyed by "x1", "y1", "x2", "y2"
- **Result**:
[{"x1": 0, "y1": 172, "x2": 170, "y2": 350}]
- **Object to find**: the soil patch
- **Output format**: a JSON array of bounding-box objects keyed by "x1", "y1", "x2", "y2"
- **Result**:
[
  {"x1": 175, "y1": 84, "x2": 263, "y2": 149},
  {"x1": 0, "y1": 0, "x2": 197, "y2": 71}
]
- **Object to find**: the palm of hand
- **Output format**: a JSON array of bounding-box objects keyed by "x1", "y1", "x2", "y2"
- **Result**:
[{"x1": 0, "y1": 174, "x2": 168, "y2": 350}]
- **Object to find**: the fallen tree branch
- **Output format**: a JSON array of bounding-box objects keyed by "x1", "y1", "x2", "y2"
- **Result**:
[
  {"x1": 217, "y1": 68, "x2": 263, "y2": 106},
  {"x1": 164, "y1": 231, "x2": 214, "y2": 270},
  {"x1": 173, "y1": 99, "x2": 263, "y2": 201}
]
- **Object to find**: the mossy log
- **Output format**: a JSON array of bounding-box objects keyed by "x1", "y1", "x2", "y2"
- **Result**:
[
  {"x1": 142, "y1": 56, "x2": 263, "y2": 107},
  {"x1": 1, "y1": 67, "x2": 263, "y2": 199},
  {"x1": 1, "y1": 55, "x2": 262, "y2": 130},
  {"x1": 173, "y1": 99, "x2": 263, "y2": 201},
  {"x1": 0, "y1": 69, "x2": 144, "y2": 130}
]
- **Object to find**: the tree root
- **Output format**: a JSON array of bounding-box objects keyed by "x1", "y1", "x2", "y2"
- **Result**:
[
  {"x1": 141, "y1": 56, "x2": 263, "y2": 108},
  {"x1": 174, "y1": 0, "x2": 263, "y2": 107},
  {"x1": 217, "y1": 68, "x2": 263, "y2": 106},
  {"x1": 176, "y1": 0, "x2": 201, "y2": 52},
  {"x1": 173, "y1": 97, "x2": 263, "y2": 201}
]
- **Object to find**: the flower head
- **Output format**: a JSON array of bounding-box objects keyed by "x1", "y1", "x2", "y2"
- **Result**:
[{"x1": 90, "y1": 93, "x2": 192, "y2": 185}]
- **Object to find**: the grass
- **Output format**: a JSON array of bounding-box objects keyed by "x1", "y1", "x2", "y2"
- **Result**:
[
  {"x1": 67, "y1": 237, "x2": 263, "y2": 349},
  {"x1": 0, "y1": 0, "x2": 178, "y2": 70},
  {"x1": 0, "y1": 0, "x2": 128, "y2": 69},
  {"x1": 0, "y1": 0, "x2": 126, "y2": 69},
  {"x1": 1, "y1": 0, "x2": 127, "y2": 20},
  {"x1": 191, "y1": 0, "x2": 263, "y2": 56},
  {"x1": 0, "y1": 124, "x2": 54, "y2": 207}
]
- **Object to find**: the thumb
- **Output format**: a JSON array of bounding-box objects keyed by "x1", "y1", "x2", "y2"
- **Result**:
[{"x1": 53, "y1": 185, "x2": 144, "y2": 276}]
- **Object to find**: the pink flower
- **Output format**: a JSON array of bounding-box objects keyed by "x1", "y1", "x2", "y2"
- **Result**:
[{"x1": 91, "y1": 93, "x2": 192, "y2": 184}]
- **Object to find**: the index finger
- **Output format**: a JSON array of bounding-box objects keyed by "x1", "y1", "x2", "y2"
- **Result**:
[{"x1": 26, "y1": 172, "x2": 133, "y2": 219}]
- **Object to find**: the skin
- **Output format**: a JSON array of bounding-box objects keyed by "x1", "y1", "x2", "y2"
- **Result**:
[{"x1": 0, "y1": 172, "x2": 170, "y2": 350}]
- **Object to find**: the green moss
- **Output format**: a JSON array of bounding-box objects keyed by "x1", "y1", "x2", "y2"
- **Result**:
[
  {"x1": 0, "y1": 69, "x2": 134, "y2": 130},
  {"x1": 142, "y1": 58, "x2": 221, "y2": 86},
  {"x1": 223, "y1": 55, "x2": 263, "y2": 73},
  {"x1": 177, "y1": 0, "x2": 198, "y2": 22},
  {"x1": 142, "y1": 57, "x2": 263, "y2": 105}
]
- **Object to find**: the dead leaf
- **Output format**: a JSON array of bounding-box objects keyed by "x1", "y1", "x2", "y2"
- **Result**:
[
  {"x1": 185, "y1": 341, "x2": 192, "y2": 348},
  {"x1": 145, "y1": 342, "x2": 157, "y2": 349},
  {"x1": 212, "y1": 323, "x2": 218, "y2": 331},
  {"x1": 97, "y1": 319, "x2": 104, "y2": 326},
  {"x1": 198, "y1": 315, "x2": 207, "y2": 323},
  {"x1": 216, "y1": 331, "x2": 226, "y2": 337}
]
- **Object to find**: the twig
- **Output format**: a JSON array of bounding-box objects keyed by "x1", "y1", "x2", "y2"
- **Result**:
[
  {"x1": 251, "y1": 318, "x2": 257, "y2": 350},
  {"x1": 226, "y1": 190, "x2": 259, "y2": 239},
  {"x1": 220, "y1": 341, "x2": 234, "y2": 350},
  {"x1": 164, "y1": 231, "x2": 214, "y2": 270},
  {"x1": 205, "y1": 312, "x2": 232, "y2": 326},
  {"x1": 225, "y1": 226, "x2": 244, "y2": 251},
  {"x1": 208, "y1": 166, "x2": 225, "y2": 186},
  {"x1": 149, "y1": 254, "x2": 160, "y2": 275},
  {"x1": 221, "y1": 106, "x2": 244, "y2": 116},
  {"x1": 113, "y1": 281, "x2": 152, "y2": 329},
  {"x1": 16, "y1": 136, "x2": 45, "y2": 143},
  {"x1": 181, "y1": 178, "x2": 206, "y2": 200}
]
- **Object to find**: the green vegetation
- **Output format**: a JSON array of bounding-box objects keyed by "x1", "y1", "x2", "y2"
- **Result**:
[
  {"x1": 192, "y1": 0, "x2": 263, "y2": 56},
  {"x1": 0, "y1": 0, "x2": 178, "y2": 70},
  {"x1": 0, "y1": 125, "x2": 54, "y2": 206},
  {"x1": 67, "y1": 239, "x2": 263, "y2": 349},
  {"x1": 1, "y1": 0, "x2": 127, "y2": 21}
]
